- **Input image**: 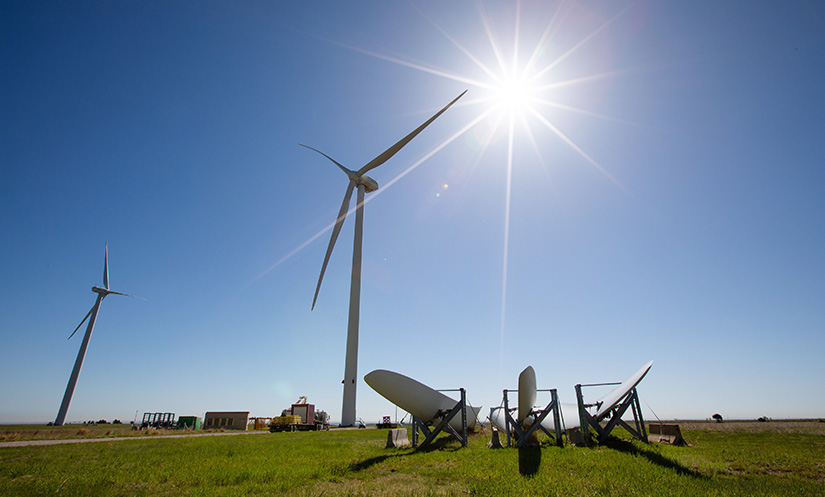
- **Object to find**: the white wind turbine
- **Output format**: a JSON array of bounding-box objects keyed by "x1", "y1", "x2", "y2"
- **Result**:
[
  {"x1": 304, "y1": 90, "x2": 466, "y2": 427},
  {"x1": 54, "y1": 245, "x2": 142, "y2": 426}
]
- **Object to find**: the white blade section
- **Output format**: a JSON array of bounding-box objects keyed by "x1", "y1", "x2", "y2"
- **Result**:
[
  {"x1": 365, "y1": 369, "x2": 480, "y2": 430},
  {"x1": 595, "y1": 360, "x2": 653, "y2": 419},
  {"x1": 517, "y1": 366, "x2": 536, "y2": 424},
  {"x1": 312, "y1": 181, "x2": 356, "y2": 310},
  {"x1": 357, "y1": 90, "x2": 467, "y2": 176}
]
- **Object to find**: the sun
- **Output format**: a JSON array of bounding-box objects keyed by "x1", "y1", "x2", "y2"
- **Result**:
[{"x1": 492, "y1": 72, "x2": 535, "y2": 114}]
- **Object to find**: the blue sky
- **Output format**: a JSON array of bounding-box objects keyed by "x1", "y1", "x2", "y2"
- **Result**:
[{"x1": 2, "y1": 0, "x2": 823, "y2": 425}]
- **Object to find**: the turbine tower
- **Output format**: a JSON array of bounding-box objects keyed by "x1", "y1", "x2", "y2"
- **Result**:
[
  {"x1": 304, "y1": 90, "x2": 466, "y2": 427},
  {"x1": 54, "y1": 245, "x2": 142, "y2": 426}
]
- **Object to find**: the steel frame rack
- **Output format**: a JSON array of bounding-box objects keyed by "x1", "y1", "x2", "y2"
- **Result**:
[
  {"x1": 575, "y1": 382, "x2": 647, "y2": 445},
  {"x1": 412, "y1": 388, "x2": 468, "y2": 449},
  {"x1": 500, "y1": 388, "x2": 564, "y2": 448}
]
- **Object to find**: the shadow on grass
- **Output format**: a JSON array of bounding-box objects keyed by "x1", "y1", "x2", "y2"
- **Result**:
[
  {"x1": 349, "y1": 454, "x2": 399, "y2": 472},
  {"x1": 413, "y1": 435, "x2": 465, "y2": 453},
  {"x1": 518, "y1": 446, "x2": 541, "y2": 476},
  {"x1": 603, "y1": 437, "x2": 707, "y2": 479},
  {"x1": 348, "y1": 435, "x2": 463, "y2": 472}
]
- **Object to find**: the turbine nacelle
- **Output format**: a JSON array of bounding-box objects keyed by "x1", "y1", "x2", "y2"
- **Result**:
[
  {"x1": 357, "y1": 175, "x2": 379, "y2": 193},
  {"x1": 68, "y1": 248, "x2": 143, "y2": 341}
]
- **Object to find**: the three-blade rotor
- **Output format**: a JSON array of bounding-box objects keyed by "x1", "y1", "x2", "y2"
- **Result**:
[
  {"x1": 303, "y1": 90, "x2": 467, "y2": 310},
  {"x1": 67, "y1": 245, "x2": 143, "y2": 340}
]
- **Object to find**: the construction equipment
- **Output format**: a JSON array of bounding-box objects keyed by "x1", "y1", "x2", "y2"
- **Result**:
[
  {"x1": 270, "y1": 397, "x2": 330, "y2": 432},
  {"x1": 249, "y1": 417, "x2": 273, "y2": 430}
]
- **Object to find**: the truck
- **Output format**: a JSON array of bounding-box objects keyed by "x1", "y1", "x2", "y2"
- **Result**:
[
  {"x1": 376, "y1": 416, "x2": 398, "y2": 429},
  {"x1": 269, "y1": 397, "x2": 330, "y2": 432}
]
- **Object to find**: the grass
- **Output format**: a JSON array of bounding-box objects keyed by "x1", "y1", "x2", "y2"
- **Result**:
[{"x1": 1, "y1": 421, "x2": 823, "y2": 496}]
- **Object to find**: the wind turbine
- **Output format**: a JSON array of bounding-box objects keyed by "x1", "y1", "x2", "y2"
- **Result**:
[
  {"x1": 54, "y1": 245, "x2": 142, "y2": 426},
  {"x1": 303, "y1": 90, "x2": 466, "y2": 427}
]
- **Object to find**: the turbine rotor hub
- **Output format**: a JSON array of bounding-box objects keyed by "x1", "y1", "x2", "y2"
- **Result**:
[{"x1": 357, "y1": 175, "x2": 379, "y2": 193}]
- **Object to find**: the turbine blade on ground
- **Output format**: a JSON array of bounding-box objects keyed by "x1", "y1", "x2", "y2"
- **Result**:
[
  {"x1": 103, "y1": 244, "x2": 109, "y2": 290},
  {"x1": 357, "y1": 90, "x2": 467, "y2": 176},
  {"x1": 312, "y1": 181, "x2": 356, "y2": 310},
  {"x1": 300, "y1": 144, "x2": 355, "y2": 178},
  {"x1": 517, "y1": 365, "x2": 537, "y2": 424},
  {"x1": 68, "y1": 306, "x2": 94, "y2": 340}
]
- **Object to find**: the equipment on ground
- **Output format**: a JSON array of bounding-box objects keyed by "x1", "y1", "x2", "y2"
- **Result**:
[
  {"x1": 365, "y1": 369, "x2": 480, "y2": 449},
  {"x1": 249, "y1": 417, "x2": 273, "y2": 430},
  {"x1": 270, "y1": 397, "x2": 330, "y2": 432},
  {"x1": 177, "y1": 416, "x2": 202, "y2": 430},
  {"x1": 490, "y1": 361, "x2": 654, "y2": 446},
  {"x1": 377, "y1": 416, "x2": 398, "y2": 429},
  {"x1": 518, "y1": 366, "x2": 537, "y2": 424},
  {"x1": 365, "y1": 369, "x2": 481, "y2": 432},
  {"x1": 141, "y1": 412, "x2": 176, "y2": 429},
  {"x1": 490, "y1": 367, "x2": 564, "y2": 448},
  {"x1": 574, "y1": 360, "x2": 653, "y2": 445}
]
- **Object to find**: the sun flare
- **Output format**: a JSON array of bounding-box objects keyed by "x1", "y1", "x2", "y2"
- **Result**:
[{"x1": 492, "y1": 72, "x2": 535, "y2": 114}]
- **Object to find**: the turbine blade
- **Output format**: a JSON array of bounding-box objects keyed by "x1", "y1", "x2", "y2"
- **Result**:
[
  {"x1": 300, "y1": 144, "x2": 355, "y2": 178},
  {"x1": 107, "y1": 290, "x2": 146, "y2": 300},
  {"x1": 68, "y1": 306, "x2": 94, "y2": 340},
  {"x1": 312, "y1": 181, "x2": 356, "y2": 310},
  {"x1": 357, "y1": 89, "x2": 467, "y2": 176},
  {"x1": 103, "y1": 244, "x2": 109, "y2": 290}
]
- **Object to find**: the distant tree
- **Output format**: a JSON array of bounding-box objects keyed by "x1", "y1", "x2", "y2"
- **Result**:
[{"x1": 712, "y1": 413, "x2": 723, "y2": 423}]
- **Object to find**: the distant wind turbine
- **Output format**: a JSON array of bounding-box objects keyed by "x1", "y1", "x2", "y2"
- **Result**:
[
  {"x1": 54, "y1": 245, "x2": 143, "y2": 426},
  {"x1": 303, "y1": 90, "x2": 466, "y2": 427}
]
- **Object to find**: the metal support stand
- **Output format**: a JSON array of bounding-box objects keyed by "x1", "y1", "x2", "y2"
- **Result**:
[
  {"x1": 575, "y1": 384, "x2": 647, "y2": 445},
  {"x1": 501, "y1": 388, "x2": 563, "y2": 448},
  {"x1": 412, "y1": 388, "x2": 468, "y2": 449}
]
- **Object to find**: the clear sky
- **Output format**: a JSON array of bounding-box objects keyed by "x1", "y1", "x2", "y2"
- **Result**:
[{"x1": 2, "y1": 0, "x2": 823, "y2": 425}]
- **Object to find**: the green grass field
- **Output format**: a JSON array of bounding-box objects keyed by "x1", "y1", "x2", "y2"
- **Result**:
[{"x1": 1, "y1": 421, "x2": 823, "y2": 496}]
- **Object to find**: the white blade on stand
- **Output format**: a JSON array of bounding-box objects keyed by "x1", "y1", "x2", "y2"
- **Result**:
[{"x1": 518, "y1": 365, "x2": 537, "y2": 424}]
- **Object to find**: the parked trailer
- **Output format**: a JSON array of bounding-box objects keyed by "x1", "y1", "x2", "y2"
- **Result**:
[
  {"x1": 377, "y1": 416, "x2": 398, "y2": 429},
  {"x1": 268, "y1": 409, "x2": 330, "y2": 432},
  {"x1": 269, "y1": 421, "x2": 329, "y2": 432}
]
